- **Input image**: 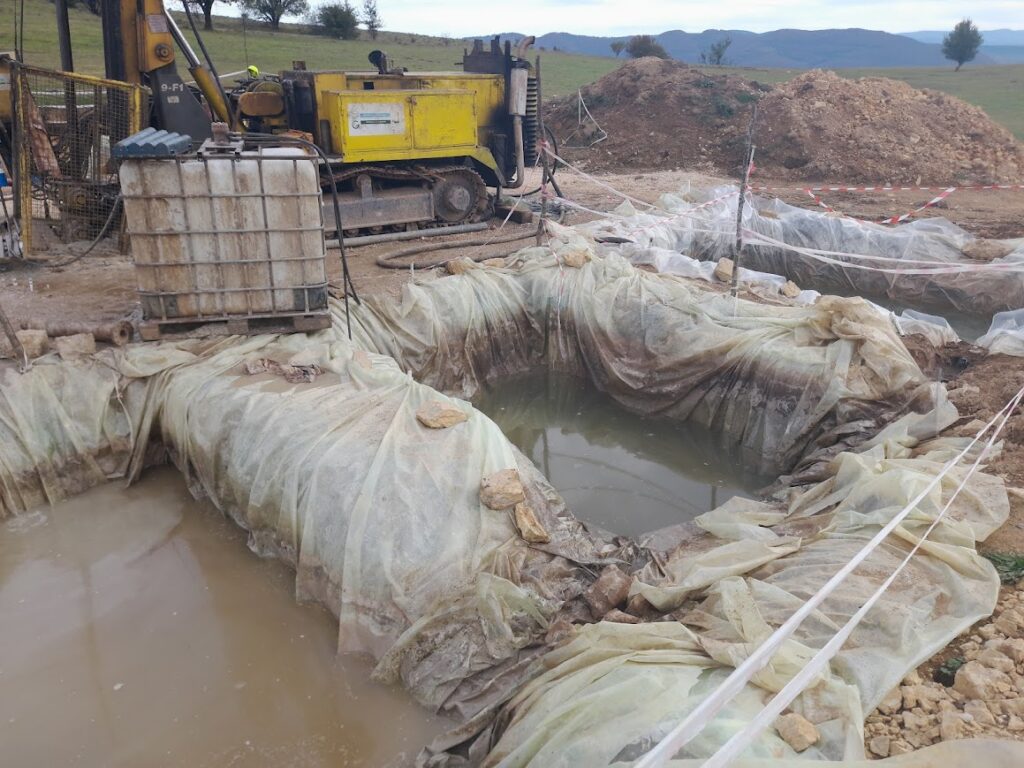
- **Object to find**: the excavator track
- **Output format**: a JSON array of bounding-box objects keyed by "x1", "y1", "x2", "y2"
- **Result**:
[{"x1": 323, "y1": 163, "x2": 492, "y2": 236}]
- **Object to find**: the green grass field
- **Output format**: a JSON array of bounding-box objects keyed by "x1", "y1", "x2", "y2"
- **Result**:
[
  {"x1": 5, "y1": 1, "x2": 619, "y2": 98},
  {"x1": 6, "y1": 1, "x2": 1022, "y2": 138}
]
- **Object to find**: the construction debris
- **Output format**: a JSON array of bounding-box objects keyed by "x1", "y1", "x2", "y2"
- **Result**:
[
  {"x1": 19, "y1": 320, "x2": 133, "y2": 347},
  {"x1": 14, "y1": 329, "x2": 47, "y2": 359},
  {"x1": 53, "y1": 333, "x2": 96, "y2": 359}
]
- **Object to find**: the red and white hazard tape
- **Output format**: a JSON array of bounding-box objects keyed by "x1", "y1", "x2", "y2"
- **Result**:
[
  {"x1": 807, "y1": 186, "x2": 957, "y2": 225},
  {"x1": 751, "y1": 183, "x2": 1024, "y2": 193}
]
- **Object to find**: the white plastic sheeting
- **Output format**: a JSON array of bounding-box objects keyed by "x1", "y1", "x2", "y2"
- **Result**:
[
  {"x1": 579, "y1": 187, "x2": 1024, "y2": 318},
  {"x1": 424, "y1": 409, "x2": 1014, "y2": 766},
  {"x1": 977, "y1": 309, "x2": 1024, "y2": 357},
  {"x1": 0, "y1": 243, "x2": 1018, "y2": 766}
]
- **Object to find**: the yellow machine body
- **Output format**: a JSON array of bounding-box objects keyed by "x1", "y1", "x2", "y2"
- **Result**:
[
  {"x1": 313, "y1": 72, "x2": 506, "y2": 177},
  {"x1": 0, "y1": 55, "x2": 12, "y2": 122}
]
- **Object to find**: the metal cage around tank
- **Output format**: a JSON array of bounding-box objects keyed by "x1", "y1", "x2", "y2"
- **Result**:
[{"x1": 118, "y1": 146, "x2": 331, "y2": 335}]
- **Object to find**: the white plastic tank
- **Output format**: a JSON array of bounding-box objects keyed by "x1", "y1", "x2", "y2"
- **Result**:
[{"x1": 119, "y1": 148, "x2": 328, "y2": 321}]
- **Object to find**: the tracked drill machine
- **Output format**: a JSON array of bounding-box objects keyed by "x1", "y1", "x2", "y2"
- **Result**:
[
  {"x1": 230, "y1": 38, "x2": 542, "y2": 236},
  {"x1": 92, "y1": 0, "x2": 541, "y2": 236},
  {"x1": 9, "y1": 0, "x2": 540, "y2": 239}
]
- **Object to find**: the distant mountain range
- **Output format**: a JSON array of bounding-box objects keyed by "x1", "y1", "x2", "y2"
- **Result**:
[
  {"x1": 904, "y1": 29, "x2": 1024, "y2": 45},
  {"x1": 488, "y1": 28, "x2": 1024, "y2": 68}
]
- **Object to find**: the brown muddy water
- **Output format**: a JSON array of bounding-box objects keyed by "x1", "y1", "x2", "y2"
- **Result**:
[
  {"x1": 474, "y1": 371, "x2": 770, "y2": 537},
  {"x1": 0, "y1": 468, "x2": 449, "y2": 768}
]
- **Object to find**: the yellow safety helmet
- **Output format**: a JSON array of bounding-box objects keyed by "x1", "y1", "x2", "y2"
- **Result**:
[{"x1": 247, "y1": 65, "x2": 260, "y2": 79}]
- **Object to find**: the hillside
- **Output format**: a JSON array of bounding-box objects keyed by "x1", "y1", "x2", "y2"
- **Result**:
[
  {"x1": 905, "y1": 29, "x2": 1024, "y2": 45},
  {"x1": 7, "y1": 1, "x2": 618, "y2": 98},
  {"x1": 517, "y1": 28, "x2": 995, "y2": 68},
  {"x1": 7, "y1": 5, "x2": 1022, "y2": 141}
]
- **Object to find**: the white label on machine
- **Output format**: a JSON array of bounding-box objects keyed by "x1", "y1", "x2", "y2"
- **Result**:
[{"x1": 347, "y1": 103, "x2": 405, "y2": 136}]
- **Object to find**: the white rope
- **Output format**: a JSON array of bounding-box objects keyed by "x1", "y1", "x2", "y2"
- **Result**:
[
  {"x1": 540, "y1": 145, "x2": 659, "y2": 210},
  {"x1": 701, "y1": 382, "x2": 1024, "y2": 768},
  {"x1": 633, "y1": 391, "x2": 1023, "y2": 768},
  {"x1": 745, "y1": 230, "x2": 1024, "y2": 276}
]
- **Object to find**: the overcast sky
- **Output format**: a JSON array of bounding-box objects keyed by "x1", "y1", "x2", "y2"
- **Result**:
[{"x1": 357, "y1": 1, "x2": 1023, "y2": 38}]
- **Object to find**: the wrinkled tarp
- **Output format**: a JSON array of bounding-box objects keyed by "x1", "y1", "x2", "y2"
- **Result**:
[
  {"x1": 579, "y1": 186, "x2": 1024, "y2": 318},
  {"x1": 977, "y1": 309, "x2": 1024, "y2": 357},
  {"x1": 0, "y1": 243, "x2": 1018, "y2": 766},
  {"x1": 349, "y1": 239, "x2": 936, "y2": 478}
]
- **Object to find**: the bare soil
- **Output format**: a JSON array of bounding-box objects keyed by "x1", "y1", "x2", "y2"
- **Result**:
[{"x1": 546, "y1": 58, "x2": 1024, "y2": 185}]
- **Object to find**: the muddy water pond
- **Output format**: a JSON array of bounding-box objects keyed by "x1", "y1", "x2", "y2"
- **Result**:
[
  {"x1": 474, "y1": 372, "x2": 770, "y2": 537},
  {"x1": 0, "y1": 468, "x2": 448, "y2": 767}
]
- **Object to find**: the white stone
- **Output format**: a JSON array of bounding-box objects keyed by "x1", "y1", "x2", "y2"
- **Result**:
[{"x1": 775, "y1": 712, "x2": 819, "y2": 753}]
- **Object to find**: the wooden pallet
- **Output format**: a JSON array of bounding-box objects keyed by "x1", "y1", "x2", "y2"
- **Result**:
[{"x1": 138, "y1": 311, "x2": 332, "y2": 341}]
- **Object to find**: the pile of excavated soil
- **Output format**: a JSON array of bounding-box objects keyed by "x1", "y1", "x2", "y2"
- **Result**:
[{"x1": 546, "y1": 59, "x2": 1024, "y2": 184}]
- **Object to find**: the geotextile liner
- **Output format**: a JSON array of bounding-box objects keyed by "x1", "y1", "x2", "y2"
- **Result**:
[
  {"x1": 2, "y1": 241, "x2": 1022, "y2": 766},
  {"x1": 582, "y1": 187, "x2": 1024, "y2": 318}
]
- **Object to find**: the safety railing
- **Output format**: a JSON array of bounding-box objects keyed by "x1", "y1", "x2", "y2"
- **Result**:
[{"x1": 10, "y1": 63, "x2": 147, "y2": 256}]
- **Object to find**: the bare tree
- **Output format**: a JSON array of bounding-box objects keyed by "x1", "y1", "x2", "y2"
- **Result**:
[
  {"x1": 362, "y1": 0, "x2": 382, "y2": 40},
  {"x1": 706, "y1": 36, "x2": 731, "y2": 66},
  {"x1": 610, "y1": 41, "x2": 625, "y2": 57}
]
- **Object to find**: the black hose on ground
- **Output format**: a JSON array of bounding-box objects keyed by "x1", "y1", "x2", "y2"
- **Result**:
[
  {"x1": 374, "y1": 229, "x2": 538, "y2": 270},
  {"x1": 374, "y1": 209, "x2": 565, "y2": 270},
  {"x1": 22, "y1": 196, "x2": 123, "y2": 269}
]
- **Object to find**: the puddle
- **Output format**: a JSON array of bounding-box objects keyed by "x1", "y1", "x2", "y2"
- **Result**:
[
  {"x1": 474, "y1": 371, "x2": 770, "y2": 537},
  {"x1": 0, "y1": 468, "x2": 448, "y2": 767}
]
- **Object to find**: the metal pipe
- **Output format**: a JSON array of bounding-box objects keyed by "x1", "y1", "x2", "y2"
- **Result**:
[
  {"x1": 19, "y1": 320, "x2": 134, "y2": 346},
  {"x1": 505, "y1": 115, "x2": 526, "y2": 190},
  {"x1": 326, "y1": 222, "x2": 489, "y2": 248},
  {"x1": 55, "y1": 0, "x2": 74, "y2": 72},
  {"x1": 163, "y1": 12, "x2": 202, "y2": 68}
]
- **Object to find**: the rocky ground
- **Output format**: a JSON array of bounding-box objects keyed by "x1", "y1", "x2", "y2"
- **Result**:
[{"x1": 864, "y1": 585, "x2": 1024, "y2": 757}]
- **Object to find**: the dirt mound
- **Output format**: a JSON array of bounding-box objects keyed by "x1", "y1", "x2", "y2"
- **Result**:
[
  {"x1": 545, "y1": 58, "x2": 764, "y2": 177},
  {"x1": 546, "y1": 60, "x2": 1024, "y2": 184}
]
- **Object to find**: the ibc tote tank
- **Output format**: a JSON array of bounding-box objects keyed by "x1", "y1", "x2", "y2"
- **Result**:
[{"x1": 119, "y1": 147, "x2": 329, "y2": 332}]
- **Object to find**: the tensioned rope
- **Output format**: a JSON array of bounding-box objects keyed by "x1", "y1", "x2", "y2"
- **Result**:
[{"x1": 633, "y1": 384, "x2": 1024, "y2": 767}]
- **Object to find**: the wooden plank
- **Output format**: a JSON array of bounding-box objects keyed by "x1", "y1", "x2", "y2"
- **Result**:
[
  {"x1": 138, "y1": 312, "x2": 332, "y2": 341},
  {"x1": 22, "y1": 87, "x2": 62, "y2": 178}
]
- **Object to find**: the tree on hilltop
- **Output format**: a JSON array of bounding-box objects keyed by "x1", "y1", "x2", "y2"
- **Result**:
[{"x1": 626, "y1": 35, "x2": 669, "y2": 60}]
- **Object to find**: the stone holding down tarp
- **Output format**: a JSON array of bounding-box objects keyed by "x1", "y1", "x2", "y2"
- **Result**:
[{"x1": 1, "y1": 239, "x2": 1021, "y2": 766}]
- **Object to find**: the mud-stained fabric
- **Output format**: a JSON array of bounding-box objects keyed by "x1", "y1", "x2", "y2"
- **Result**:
[
  {"x1": 580, "y1": 186, "x2": 1024, "y2": 318},
  {"x1": 0, "y1": 246, "x2": 1015, "y2": 767}
]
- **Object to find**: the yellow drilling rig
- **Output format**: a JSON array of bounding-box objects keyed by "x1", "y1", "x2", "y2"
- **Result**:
[{"x1": 4, "y1": 0, "x2": 541, "y2": 239}]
